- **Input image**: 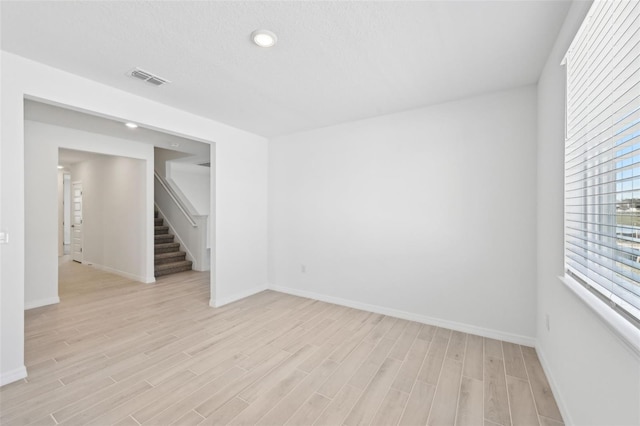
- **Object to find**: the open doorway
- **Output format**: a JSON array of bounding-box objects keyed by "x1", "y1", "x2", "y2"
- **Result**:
[
  {"x1": 57, "y1": 149, "x2": 147, "y2": 280},
  {"x1": 24, "y1": 99, "x2": 214, "y2": 308}
]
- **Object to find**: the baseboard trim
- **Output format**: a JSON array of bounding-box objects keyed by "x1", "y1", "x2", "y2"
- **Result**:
[
  {"x1": 210, "y1": 284, "x2": 269, "y2": 308},
  {"x1": 25, "y1": 296, "x2": 60, "y2": 310},
  {"x1": 0, "y1": 365, "x2": 27, "y2": 386},
  {"x1": 535, "y1": 343, "x2": 573, "y2": 426},
  {"x1": 269, "y1": 285, "x2": 536, "y2": 346},
  {"x1": 85, "y1": 263, "x2": 153, "y2": 283}
]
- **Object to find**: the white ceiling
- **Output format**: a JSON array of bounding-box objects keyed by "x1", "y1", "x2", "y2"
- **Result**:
[
  {"x1": 25, "y1": 100, "x2": 210, "y2": 158},
  {"x1": 2, "y1": 1, "x2": 571, "y2": 137},
  {"x1": 58, "y1": 148, "x2": 110, "y2": 169}
]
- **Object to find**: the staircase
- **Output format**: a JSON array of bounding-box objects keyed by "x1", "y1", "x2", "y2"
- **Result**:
[{"x1": 154, "y1": 210, "x2": 193, "y2": 277}]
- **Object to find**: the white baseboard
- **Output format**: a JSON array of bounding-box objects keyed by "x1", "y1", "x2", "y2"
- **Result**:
[
  {"x1": 0, "y1": 365, "x2": 27, "y2": 386},
  {"x1": 25, "y1": 296, "x2": 60, "y2": 310},
  {"x1": 86, "y1": 263, "x2": 153, "y2": 283},
  {"x1": 210, "y1": 284, "x2": 269, "y2": 308},
  {"x1": 535, "y1": 343, "x2": 573, "y2": 426},
  {"x1": 269, "y1": 284, "x2": 536, "y2": 347}
]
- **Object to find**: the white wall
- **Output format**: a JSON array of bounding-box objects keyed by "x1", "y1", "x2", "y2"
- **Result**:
[
  {"x1": 269, "y1": 86, "x2": 538, "y2": 344},
  {"x1": 167, "y1": 162, "x2": 210, "y2": 215},
  {"x1": 536, "y1": 1, "x2": 640, "y2": 425},
  {"x1": 1, "y1": 51, "x2": 268, "y2": 386},
  {"x1": 154, "y1": 147, "x2": 190, "y2": 178},
  {"x1": 24, "y1": 120, "x2": 154, "y2": 309},
  {"x1": 71, "y1": 154, "x2": 147, "y2": 281}
]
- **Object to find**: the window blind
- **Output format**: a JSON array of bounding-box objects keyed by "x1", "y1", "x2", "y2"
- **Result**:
[{"x1": 565, "y1": 0, "x2": 640, "y2": 324}]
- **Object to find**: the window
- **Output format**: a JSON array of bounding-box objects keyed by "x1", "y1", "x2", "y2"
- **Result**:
[{"x1": 565, "y1": 0, "x2": 640, "y2": 325}]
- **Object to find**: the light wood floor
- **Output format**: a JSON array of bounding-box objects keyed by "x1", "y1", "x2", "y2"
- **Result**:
[{"x1": 0, "y1": 261, "x2": 563, "y2": 426}]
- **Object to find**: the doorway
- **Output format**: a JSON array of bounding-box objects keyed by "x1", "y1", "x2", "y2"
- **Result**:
[{"x1": 24, "y1": 99, "x2": 214, "y2": 309}]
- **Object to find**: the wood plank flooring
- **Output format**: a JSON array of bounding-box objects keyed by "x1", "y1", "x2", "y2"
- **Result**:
[{"x1": 0, "y1": 260, "x2": 563, "y2": 425}]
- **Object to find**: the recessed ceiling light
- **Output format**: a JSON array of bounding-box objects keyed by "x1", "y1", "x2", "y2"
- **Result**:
[
  {"x1": 251, "y1": 30, "x2": 277, "y2": 48},
  {"x1": 125, "y1": 122, "x2": 138, "y2": 129},
  {"x1": 57, "y1": 165, "x2": 64, "y2": 169}
]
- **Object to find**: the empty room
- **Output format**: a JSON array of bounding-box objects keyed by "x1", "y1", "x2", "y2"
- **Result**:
[{"x1": 1, "y1": 1, "x2": 639, "y2": 426}]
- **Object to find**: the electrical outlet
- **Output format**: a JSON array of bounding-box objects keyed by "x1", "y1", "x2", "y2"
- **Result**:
[
  {"x1": 301, "y1": 264, "x2": 306, "y2": 273},
  {"x1": 545, "y1": 314, "x2": 550, "y2": 331}
]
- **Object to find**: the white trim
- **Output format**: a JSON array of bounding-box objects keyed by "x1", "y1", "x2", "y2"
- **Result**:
[
  {"x1": 535, "y1": 344, "x2": 573, "y2": 426},
  {"x1": 0, "y1": 365, "x2": 27, "y2": 386},
  {"x1": 210, "y1": 284, "x2": 268, "y2": 308},
  {"x1": 269, "y1": 284, "x2": 536, "y2": 347},
  {"x1": 559, "y1": 275, "x2": 640, "y2": 358},
  {"x1": 86, "y1": 263, "x2": 155, "y2": 284},
  {"x1": 24, "y1": 296, "x2": 60, "y2": 310}
]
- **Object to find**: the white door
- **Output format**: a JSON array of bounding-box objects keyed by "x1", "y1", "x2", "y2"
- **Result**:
[
  {"x1": 63, "y1": 174, "x2": 71, "y2": 245},
  {"x1": 71, "y1": 182, "x2": 83, "y2": 263}
]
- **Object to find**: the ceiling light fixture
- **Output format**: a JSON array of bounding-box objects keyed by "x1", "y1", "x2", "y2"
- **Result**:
[
  {"x1": 251, "y1": 30, "x2": 277, "y2": 48},
  {"x1": 125, "y1": 122, "x2": 138, "y2": 129},
  {"x1": 57, "y1": 165, "x2": 64, "y2": 169}
]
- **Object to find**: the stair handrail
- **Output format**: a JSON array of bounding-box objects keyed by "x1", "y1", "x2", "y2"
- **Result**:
[{"x1": 154, "y1": 170, "x2": 198, "y2": 227}]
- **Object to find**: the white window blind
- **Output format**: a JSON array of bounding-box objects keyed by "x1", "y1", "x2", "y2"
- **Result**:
[{"x1": 565, "y1": 0, "x2": 640, "y2": 324}]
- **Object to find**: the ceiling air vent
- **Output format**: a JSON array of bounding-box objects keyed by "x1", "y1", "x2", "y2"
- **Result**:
[{"x1": 129, "y1": 68, "x2": 170, "y2": 86}]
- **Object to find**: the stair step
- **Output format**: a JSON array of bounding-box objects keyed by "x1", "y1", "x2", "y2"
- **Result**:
[
  {"x1": 154, "y1": 218, "x2": 163, "y2": 226},
  {"x1": 154, "y1": 226, "x2": 169, "y2": 235},
  {"x1": 154, "y1": 234, "x2": 174, "y2": 243},
  {"x1": 155, "y1": 242, "x2": 180, "y2": 254},
  {"x1": 154, "y1": 210, "x2": 159, "y2": 218},
  {"x1": 154, "y1": 260, "x2": 193, "y2": 277},
  {"x1": 155, "y1": 251, "x2": 186, "y2": 265}
]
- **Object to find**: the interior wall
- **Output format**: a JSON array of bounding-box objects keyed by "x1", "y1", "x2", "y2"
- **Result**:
[
  {"x1": 1, "y1": 51, "x2": 268, "y2": 386},
  {"x1": 269, "y1": 85, "x2": 538, "y2": 343},
  {"x1": 24, "y1": 120, "x2": 154, "y2": 309},
  {"x1": 154, "y1": 147, "x2": 190, "y2": 178},
  {"x1": 71, "y1": 155, "x2": 147, "y2": 281},
  {"x1": 536, "y1": 1, "x2": 640, "y2": 425},
  {"x1": 167, "y1": 162, "x2": 210, "y2": 215}
]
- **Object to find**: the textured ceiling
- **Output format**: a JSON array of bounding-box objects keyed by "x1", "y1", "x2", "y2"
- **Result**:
[{"x1": 2, "y1": 1, "x2": 571, "y2": 137}]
